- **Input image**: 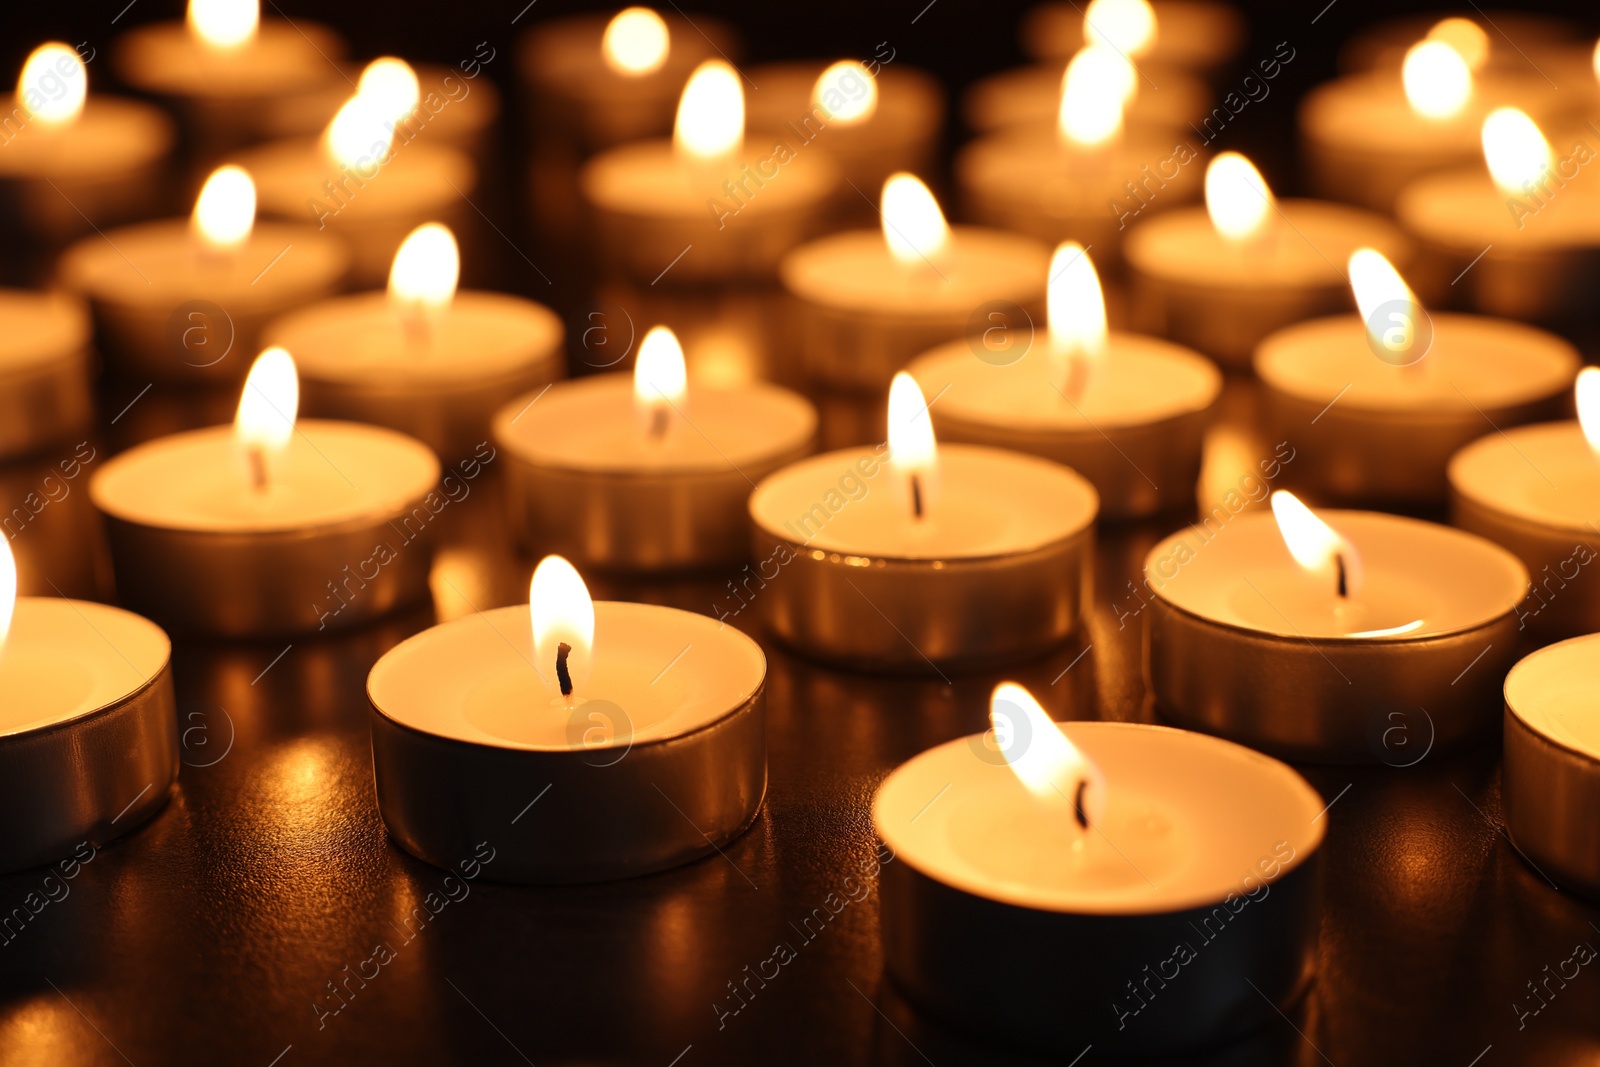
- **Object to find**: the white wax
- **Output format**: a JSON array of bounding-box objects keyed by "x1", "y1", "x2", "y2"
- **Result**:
[
  {"x1": 1451, "y1": 422, "x2": 1600, "y2": 531},
  {"x1": 112, "y1": 20, "x2": 343, "y2": 99},
  {"x1": 956, "y1": 127, "x2": 1203, "y2": 221},
  {"x1": 1505, "y1": 634, "x2": 1600, "y2": 760},
  {"x1": 909, "y1": 332, "x2": 1220, "y2": 430},
  {"x1": 749, "y1": 444, "x2": 1097, "y2": 559},
  {"x1": 268, "y1": 291, "x2": 562, "y2": 386},
  {"x1": 236, "y1": 136, "x2": 475, "y2": 222},
  {"x1": 494, "y1": 374, "x2": 815, "y2": 473},
  {"x1": 1148, "y1": 510, "x2": 1525, "y2": 638},
  {"x1": 0, "y1": 598, "x2": 168, "y2": 736},
  {"x1": 368, "y1": 602, "x2": 765, "y2": 749},
  {"x1": 1398, "y1": 167, "x2": 1600, "y2": 251},
  {"x1": 1020, "y1": 0, "x2": 1246, "y2": 69},
  {"x1": 1256, "y1": 313, "x2": 1578, "y2": 414},
  {"x1": 0, "y1": 96, "x2": 171, "y2": 181},
  {"x1": 0, "y1": 289, "x2": 87, "y2": 379},
  {"x1": 964, "y1": 62, "x2": 1211, "y2": 134},
  {"x1": 581, "y1": 138, "x2": 839, "y2": 220},
  {"x1": 874, "y1": 721, "x2": 1322, "y2": 913},
  {"x1": 91, "y1": 420, "x2": 439, "y2": 534},
  {"x1": 780, "y1": 227, "x2": 1049, "y2": 318}
]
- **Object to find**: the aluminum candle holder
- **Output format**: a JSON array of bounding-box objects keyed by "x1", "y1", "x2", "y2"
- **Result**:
[{"x1": 0, "y1": 289, "x2": 93, "y2": 461}]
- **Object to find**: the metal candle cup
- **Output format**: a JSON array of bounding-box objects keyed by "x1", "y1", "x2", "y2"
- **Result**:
[
  {"x1": 0, "y1": 290, "x2": 92, "y2": 461},
  {"x1": 964, "y1": 62, "x2": 1211, "y2": 136}
]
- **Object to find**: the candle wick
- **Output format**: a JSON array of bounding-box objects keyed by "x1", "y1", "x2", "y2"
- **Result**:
[
  {"x1": 400, "y1": 305, "x2": 432, "y2": 349},
  {"x1": 555, "y1": 641, "x2": 574, "y2": 697},
  {"x1": 1073, "y1": 779, "x2": 1091, "y2": 830},
  {"x1": 1335, "y1": 554, "x2": 1348, "y2": 599},
  {"x1": 910, "y1": 473, "x2": 924, "y2": 520},
  {"x1": 248, "y1": 446, "x2": 269, "y2": 493},
  {"x1": 649, "y1": 405, "x2": 669, "y2": 439}
]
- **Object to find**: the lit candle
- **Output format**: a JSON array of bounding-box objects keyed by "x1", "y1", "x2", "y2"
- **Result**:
[
  {"x1": 57, "y1": 164, "x2": 350, "y2": 385},
  {"x1": 234, "y1": 58, "x2": 478, "y2": 286},
  {"x1": 1255, "y1": 248, "x2": 1577, "y2": 505},
  {"x1": 1018, "y1": 0, "x2": 1246, "y2": 76},
  {"x1": 0, "y1": 43, "x2": 173, "y2": 242},
  {"x1": 581, "y1": 59, "x2": 841, "y2": 284},
  {"x1": 748, "y1": 373, "x2": 1097, "y2": 671},
  {"x1": 1339, "y1": 13, "x2": 1577, "y2": 74},
  {"x1": 0, "y1": 537, "x2": 178, "y2": 874},
  {"x1": 112, "y1": 0, "x2": 345, "y2": 159},
  {"x1": 1145, "y1": 490, "x2": 1526, "y2": 761},
  {"x1": 1125, "y1": 151, "x2": 1412, "y2": 368},
  {"x1": 1450, "y1": 369, "x2": 1600, "y2": 639},
  {"x1": 367, "y1": 553, "x2": 768, "y2": 883},
  {"x1": 493, "y1": 325, "x2": 816, "y2": 571},
  {"x1": 89, "y1": 349, "x2": 441, "y2": 637},
  {"x1": 1503, "y1": 634, "x2": 1600, "y2": 899},
  {"x1": 873, "y1": 681, "x2": 1323, "y2": 1055},
  {"x1": 0, "y1": 288, "x2": 92, "y2": 461},
  {"x1": 909, "y1": 241, "x2": 1220, "y2": 518},
  {"x1": 267, "y1": 222, "x2": 563, "y2": 461},
  {"x1": 963, "y1": 50, "x2": 1211, "y2": 137},
  {"x1": 780, "y1": 173, "x2": 1049, "y2": 391}
]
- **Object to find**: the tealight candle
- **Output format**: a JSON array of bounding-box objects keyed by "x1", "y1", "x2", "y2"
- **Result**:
[
  {"x1": 1339, "y1": 13, "x2": 1579, "y2": 74},
  {"x1": 1256, "y1": 249, "x2": 1578, "y2": 506},
  {"x1": 368, "y1": 554, "x2": 767, "y2": 883},
  {"x1": 1145, "y1": 491, "x2": 1526, "y2": 762},
  {"x1": 1449, "y1": 370, "x2": 1600, "y2": 640},
  {"x1": 1127, "y1": 152, "x2": 1413, "y2": 368},
  {"x1": 909, "y1": 242, "x2": 1220, "y2": 518},
  {"x1": 1301, "y1": 41, "x2": 1566, "y2": 211},
  {"x1": 963, "y1": 58, "x2": 1210, "y2": 136},
  {"x1": 748, "y1": 374, "x2": 1097, "y2": 672},
  {"x1": 1503, "y1": 634, "x2": 1600, "y2": 899},
  {"x1": 267, "y1": 223, "x2": 563, "y2": 462},
  {"x1": 0, "y1": 288, "x2": 92, "y2": 461},
  {"x1": 493, "y1": 326, "x2": 815, "y2": 571},
  {"x1": 1397, "y1": 108, "x2": 1600, "y2": 324},
  {"x1": 111, "y1": 0, "x2": 344, "y2": 158},
  {"x1": 779, "y1": 173, "x2": 1050, "y2": 391},
  {"x1": 581, "y1": 59, "x2": 841, "y2": 285},
  {"x1": 90, "y1": 349, "x2": 440, "y2": 637},
  {"x1": 875, "y1": 683, "x2": 1323, "y2": 1055},
  {"x1": 233, "y1": 60, "x2": 477, "y2": 286},
  {"x1": 956, "y1": 49, "x2": 1206, "y2": 264},
  {"x1": 0, "y1": 539, "x2": 178, "y2": 874},
  {"x1": 57, "y1": 165, "x2": 350, "y2": 385},
  {"x1": 0, "y1": 43, "x2": 173, "y2": 243},
  {"x1": 1018, "y1": 0, "x2": 1246, "y2": 75}
]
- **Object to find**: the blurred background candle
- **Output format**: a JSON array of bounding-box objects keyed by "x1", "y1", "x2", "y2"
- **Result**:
[
  {"x1": 1017, "y1": 0, "x2": 1246, "y2": 78},
  {"x1": 1338, "y1": 12, "x2": 1581, "y2": 75},
  {"x1": 0, "y1": 288, "x2": 92, "y2": 461},
  {"x1": 910, "y1": 242, "x2": 1220, "y2": 518},
  {"x1": 268, "y1": 222, "x2": 563, "y2": 462},
  {"x1": 780, "y1": 173, "x2": 1049, "y2": 392},
  {"x1": 1256, "y1": 249, "x2": 1577, "y2": 507},
  {"x1": 1126, "y1": 152, "x2": 1413, "y2": 369},
  {"x1": 57, "y1": 165, "x2": 351, "y2": 385}
]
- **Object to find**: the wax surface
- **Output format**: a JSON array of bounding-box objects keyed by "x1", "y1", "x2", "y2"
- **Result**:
[
  {"x1": 1398, "y1": 167, "x2": 1600, "y2": 250},
  {"x1": 1256, "y1": 313, "x2": 1577, "y2": 413},
  {"x1": 0, "y1": 96, "x2": 171, "y2": 180},
  {"x1": 0, "y1": 598, "x2": 168, "y2": 736},
  {"x1": 781, "y1": 227, "x2": 1048, "y2": 317},
  {"x1": 874, "y1": 721, "x2": 1323, "y2": 913},
  {"x1": 1506, "y1": 634, "x2": 1600, "y2": 759},
  {"x1": 1148, "y1": 510, "x2": 1525, "y2": 638},
  {"x1": 910, "y1": 332, "x2": 1220, "y2": 429},
  {"x1": 1127, "y1": 200, "x2": 1409, "y2": 288},
  {"x1": 0, "y1": 289, "x2": 88, "y2": 377},
  {"x1": 1021, "y1": 0, "x2": 1245, "y2": 68},
  {"x1": 957, "y1": 126, "x2": 1202, "y2": 216},
  {"x1": 1451, "y1": 422, "x2": 1600, "y2": 530},
  {"x1": 582, "y1": 138, "x2": 839, "y2": 219},
  {"x1": 270, "y1": 291, "x2": 562, "y2": 384},
  {"x1": 496, "y1": 374, "x2": 815, "y2": 473},
  {"x1": 92, "y1": 420, "x2": 439, "y2": 533},
  {"x1": 59, "y1": 220, "x2": 349, "y2": 311},
  {"x1": 964, "y1": 62, "x2": 1210, "y2": 133},
  {"x1": 237, "y1": 136, "x2": 475, "y2": 219},
  {"x1": 1300, "y1": 70, "x2": 1562, "y2": 155},
  {"x1": 112, "y1": 20, "x2": 342, "y2": 98},
  {"x1": 369, "y1": 602, "x2": 765, "y2": 749},
  {"x1": 750, "y1": 444, "x2": 1096, "y2": 559}
]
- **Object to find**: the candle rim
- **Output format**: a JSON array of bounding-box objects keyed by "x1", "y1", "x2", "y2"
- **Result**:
[{"x1": 1505, "y1": 633, "x2": 1600, "y2": 763}]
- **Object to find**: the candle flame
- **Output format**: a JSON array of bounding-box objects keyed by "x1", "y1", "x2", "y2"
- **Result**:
[
  {"x1": 881, "y1": 173, "x2": 950, "y2": 266},
  {"x1": 1348, "y1": 248, "x2": 1421, "y2": 356},
  {"x1": 530, "y1": 555, "x2": 595, "y2": 700},
  {"x1": 234, "y1": 347, "x2": 298, "y2": 487},
  {"x1": 1205, "y1": 152, "x2": 1274, "y2": 241},
  {"x1": 325, "y1": 93, "x2": 395, "y2": 171},
  {"x1": 388, "y1": 223, "x2": 460, "y2": 314},
  {"x1": 674, "y1": 60, "x2": 743, "y2": 160},
  {"x1": 1270, "y1": 490, "x2": 1363, "y2": 598},
  {"x1": 0, "y1": 536, "x2": 15, "y2": 652},
  {"x1": 1057, "y1": 46, "x2": 1126, "y2": 147},
  {"x1": 192, "y1": 165, "x2": 256, "y2": 252},
  {"x1": 187, "y1": 0, "x2": 259, "y2": 50},
  {"x1": 1403, "y1": 40, "x2": 1472, "y2": 120},
  {"x1": 358, "y1": 58, "x2": 421, "y2": 126},
  {"x1": 990, "y1": 682, "x2": 1105, "y2": 829},
  {"x1": 1482, "y1": 107, "x2": 1552, "y2": 199},
  {"x1": 813, "y1": 60, "x2": 878, "y2": 125},
  {"x1": 1083, "y1": 0, "x2": 1156, "y2": 57},
  {"x1": 1577, "y1": 368, "x2": 1600, "y2": 455},
  {"x1": 1047, "y1": 241, "x2": 1106, "y2": 397},
  {"x1": 1593, "y1": 38, "x2": 1600, "y2": 84},
  {"x1": 602, "y1": 7, "x2": 670, "y2": 75},
  {"x1": 887, "y1": 372, "x2": 938, "y2": 520},
  {"x1": 1427, "y1": 18, "x2": 1489, "y2": 72},
  {"x1": 633, "y1": 325, "x2": 687, "y2": 436},
  {"x1": 17, "y1": 43, "x2": 86, "y2": 128}
]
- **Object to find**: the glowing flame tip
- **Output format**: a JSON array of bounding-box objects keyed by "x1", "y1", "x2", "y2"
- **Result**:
[
  {"x1": 17, "y1": 43, "x2": 87, "y2": 127},
  {"x1": 603, "y1": 7, "x2": 670, "y2": 75},
  {"x1": 529, "y1": 555, "x2": 595, "y2": 698},
  {"x1": 674, "y1": 60, "x2": 743, "y2": 159}
]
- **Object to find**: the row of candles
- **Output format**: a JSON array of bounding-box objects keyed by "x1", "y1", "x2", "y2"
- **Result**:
[{"x1": 3, "y1": 0, "x2": 1600, "y2": 1054}]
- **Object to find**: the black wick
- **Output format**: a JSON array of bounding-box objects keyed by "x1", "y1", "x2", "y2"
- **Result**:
[
  {"x1": 1335, "y1": 553, "x2": 1349, "y2": 600},
  {"x1": 910, "y1": 473, "x2": 924, "y2": 520},
  {"x1": 556, "y1": 641, "x2": 574, "y2": 697},
  {"x1": 649, "y1": 406, "x2": 668, "y2": 439},
  {"x1": 1073, "y1": 780, "x2": 1091, "y2": 830}
]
